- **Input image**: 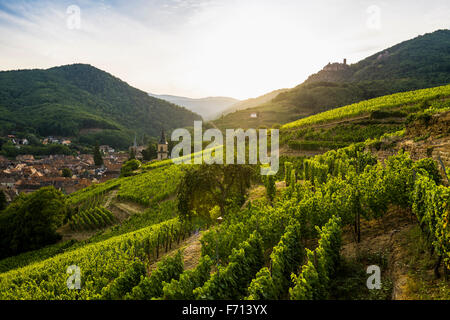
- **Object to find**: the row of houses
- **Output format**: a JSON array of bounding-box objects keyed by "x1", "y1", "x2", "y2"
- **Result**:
[
  {"x1": 5, "y1": 135, "x2": 71, "y2": 146},
  {"x1": 0, "y1": 150, "x2": 128, "y2": 202}
]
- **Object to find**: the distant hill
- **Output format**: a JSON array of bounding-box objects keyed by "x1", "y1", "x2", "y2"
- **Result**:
[
  {"x1": 0, "y1": 64, "x2": 201, "y2": 149},
  {"x1": 221, "y1": 88, "x2": 289, "y2": 116},
  {"x1": 148, "y1": 93, "x2": 239, "y2": 120},
  {"x1": 213, "y1": 29, "x2": 450, "y2": 130}
]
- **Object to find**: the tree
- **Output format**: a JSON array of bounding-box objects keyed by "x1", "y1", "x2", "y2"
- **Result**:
[
  {"x1": 177, "y1": 164, "x2": 255, "y2": 222},
  {"x1": 142, "y1": 142, "x2": 157, "y2": 161},
  {"x1": 0, "y1": 190, "x2": 7, "y2": 211},
  {"x1": 62, "y1": 168, "x2": 72, "y2": 178},
  {"x1": 120, "y1": 159, "x2": 141, "y2": 177},
  {"x1": 0, "y1": 186, "x2": 66, "y2": 259},
  {"x1": 93, "y1": 143, "x2": 103, "y2": 166}
]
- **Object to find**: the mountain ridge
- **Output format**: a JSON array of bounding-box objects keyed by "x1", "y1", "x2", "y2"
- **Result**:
[
  {"x1": 0, "y1": 64, "x2": 202, "y2": 149},
  {"x1": 212, "y1": 29, "x2": 450, "y2": 130}
]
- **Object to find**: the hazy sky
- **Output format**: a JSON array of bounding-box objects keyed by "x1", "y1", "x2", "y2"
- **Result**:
[{"x1": 0, "y1": 0, "x2": 449, "y2": 100}]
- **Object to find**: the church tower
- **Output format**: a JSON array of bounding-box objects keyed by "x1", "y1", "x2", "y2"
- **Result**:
[{"x1": 157, "y1": 129, "x2": 169, "y2": 160}]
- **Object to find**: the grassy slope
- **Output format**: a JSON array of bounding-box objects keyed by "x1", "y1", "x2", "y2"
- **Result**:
[{"x1": 280, "y1": 84, "x2": 450, "y2": 153}]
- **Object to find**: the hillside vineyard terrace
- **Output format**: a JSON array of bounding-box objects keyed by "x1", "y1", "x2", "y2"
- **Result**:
[{"x1": 171, "y1": 121, "x2": 279, "y2": 175}]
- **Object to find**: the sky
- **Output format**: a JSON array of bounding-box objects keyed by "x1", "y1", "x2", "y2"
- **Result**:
[{"x1": 0, "y1": 0, "x2": 449, "y2": 100}]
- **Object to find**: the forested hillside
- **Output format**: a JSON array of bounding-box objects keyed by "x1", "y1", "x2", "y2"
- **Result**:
[
  {"x1": 213, "y1": 30, "x2": 450, "y2": 130},
  {"x1": 0, "y1": 64, "x2": 201, "y2": 149}
]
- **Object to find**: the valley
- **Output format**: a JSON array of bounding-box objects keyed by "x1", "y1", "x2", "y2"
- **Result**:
[{"x1": 1, "y1": 83, "x2": 449, "y2": 300}]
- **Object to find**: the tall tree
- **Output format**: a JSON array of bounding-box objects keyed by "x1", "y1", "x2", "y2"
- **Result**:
[
  {"x1": 177, "y1": 164, "x2": 255, "y2": 222},
  {"x1": 142, "y1": 142, "x2": 157, "y2": 161},
  {"x1": 0, "y1": 186, "x2": 66, "y2": 259},
  {"x1": 93, "y1": 143, "x2": 103, "y2": 166}
]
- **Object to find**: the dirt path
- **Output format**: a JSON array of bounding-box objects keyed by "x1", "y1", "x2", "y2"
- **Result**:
[
  {"x1": 104, "y1": 189, "x2": 118, "y2": 208},
  {"x1": 113, "y1": 201, "x2": 145, "y2": 215},
  {"x1": 147, "y1": 231, "x2": 203, "y2": 274},
  {"x1": 340, "y1": 207, "x2": 416, "y2": 300}
]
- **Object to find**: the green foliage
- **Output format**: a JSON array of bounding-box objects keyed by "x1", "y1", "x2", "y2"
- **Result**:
[
  {"x1": 0, "y1": 240, "x2": 76, "y2": 274},
  {"x1": 413, "y1": 158, "x2": 441, "y2": 185},
  {"x1": 246, "y1": 268, "x2": 277, "y2": 300},
  {"x1": 62, "y1": 168, "x2": 72, "y2": 178},
  {"x1": 283, "y1": 85, "x2": 450, "y2": 129},
  {"x1": 126, "y1": 251, "x2": 184, "y2": 300},
  {"x1": 384, "y1": 151, "x2": 415, "y2": 209},
  {"x1": 370, "y1": 110, "x2": 407, "y2": 119},
  {"x1": 284, "y1": 162, "x2": 293, "y2": 186},
  {"x1": 412, "y1": 175, "x2": 450, "y2": 269},
  {"x1": 0, "y1": 186, "x2": 66, "y2": 259},
  {"x1": 78, "y1": 130, "x2": 132, "y2": 150},
  {"x1": 290, "y1": 169, "x2": 296, "y2": 190},
  {"x1": 120, "y1": 159, "x2": 141, "y2": 177},
  {"x1": 194, "y1": 232, "x2": 264, "y2": 300},
  {"x1": 2, "y1": 133, "x2": 450, "y2": 301},
  {"x1": 93, "y1": 143, "x2": 103, "y2": 166},
  {"x1": 264, "y1": 175, "x2": 276, "y2": 203},
  {"x1": 288, "y1": 140, "x2": 348, "y2": 151},
  {"x1": 0, "y1": 64, "x2": 201, "y2": 149},
  {"x1": 177, "y1": 164, "x2": 254, "y2": 221},
  {"x1": 142, "y1": 142, "x2": 157, "y2": 161},
  {"x1": 1, "y1": 142, "x2": 73, "y2": 157},
  {"x1": 0, "y1": 218, "x2": 195, "y2": 299},
  {"x1": 101, "y1": 260, "x2": 147, "y2": 300},
  {"x1": 358, "y1": 164, "x2": 388, "y2": 219},
  {"x1": 162, "y1": 255, "x2": 213, "y2": 299},
  {"x1": 69, "y1": 206, "x2": 115, "y2": 231},
  {"x1": 289, "y1": 215, "x2": 342, "y2": 300},
  {"x1": 270, "y1": 221, "x2": 304, "y2": 297},
  {"x1": 118, "y1": 165, "x2": 181, "y2": 205}
]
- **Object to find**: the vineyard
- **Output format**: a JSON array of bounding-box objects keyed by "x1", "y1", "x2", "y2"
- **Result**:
[
  {"x1": 281, "y1": 84, "x2": 450, "y2": 153},
  {"x1": 0, "y1": 83, "x2": 449, "y2": 300},
  {"x1": 282, "y1": 84, "x2": 450, "y2": 129},
  {"x1": 1, "y1": 141, "x2": 448, "y2": 299}
]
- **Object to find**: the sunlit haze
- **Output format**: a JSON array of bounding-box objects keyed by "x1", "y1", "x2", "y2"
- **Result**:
[{"x1": 0, "y1": 0, "x2": 449, "y2": 99}]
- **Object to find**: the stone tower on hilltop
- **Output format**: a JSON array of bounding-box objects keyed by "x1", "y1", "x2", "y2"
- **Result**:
[
  {"x1": 157, "y1": 129, "x2": 169, "y2": 161},
  {"x1": 323, "y1": 58, "x2": 349, "y2": 71}
]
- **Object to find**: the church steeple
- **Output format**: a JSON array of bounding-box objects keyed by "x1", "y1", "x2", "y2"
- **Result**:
[
  {"x1": 159, "y1": 128, "x2": 167, "y2": 145},
  {"x1": 157, "y1": 128, "x2": 169, "y2": 160}
]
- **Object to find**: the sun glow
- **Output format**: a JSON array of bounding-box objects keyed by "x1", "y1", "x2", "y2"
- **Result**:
[{"x1": 0, "y1": 0, "x2": 448, "y2": 99}]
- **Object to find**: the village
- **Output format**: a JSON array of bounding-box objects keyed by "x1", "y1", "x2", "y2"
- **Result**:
[
  {"x1": 0, "y1": 142, "x2": 129, "y2": 203},
  {"x1": 0, "y1": 130, "x2": 170, "y2": 203}
]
